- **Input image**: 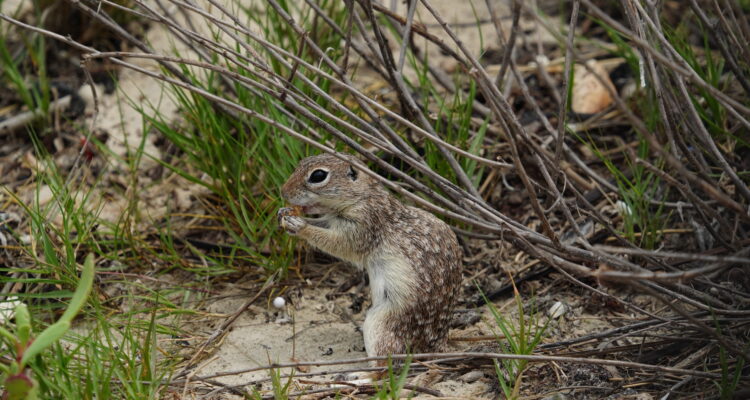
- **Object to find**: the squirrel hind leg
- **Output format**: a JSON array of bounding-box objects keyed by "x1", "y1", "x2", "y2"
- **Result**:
[{"x1": 363, "y1": 308, "x2": 409, "y2": 364}]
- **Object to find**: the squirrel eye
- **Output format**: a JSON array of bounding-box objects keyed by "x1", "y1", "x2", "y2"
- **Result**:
[{"x1": 308, "y1": 169, "x2": 328, "y2": 184}]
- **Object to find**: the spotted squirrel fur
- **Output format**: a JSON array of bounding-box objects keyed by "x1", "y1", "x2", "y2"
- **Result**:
[{"x1": 278, "y1": 153, "x2": 462, "y2": 360}]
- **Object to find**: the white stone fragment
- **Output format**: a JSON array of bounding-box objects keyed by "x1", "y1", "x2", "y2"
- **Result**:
[
  {"x1": 548, "y1": 301, "x2": 568, "y2": 319},
  {"x1": 0, "y1": 297, "x2": 21, "y2": 324}
]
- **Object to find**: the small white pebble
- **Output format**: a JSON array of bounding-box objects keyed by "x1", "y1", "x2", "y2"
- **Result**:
[
  {"x1": 535, "y1": 54, "x2": 550, "y2": 66},
  {"x1": 273, "y1": 296, "x2": 286, "y2": 309},
  {"x1": 548, "y1": 301, "x2": 568, "y2": 319},
  {"x1": 458, "y1": 370, "x2": 485, "y2": 383},
  {"x1": 0, "y1": 297, "x2": 21, "y2": 324}
]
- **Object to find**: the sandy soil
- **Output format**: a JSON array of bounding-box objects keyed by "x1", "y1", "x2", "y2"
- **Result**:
[{"x1": 188, "y1": 280, "x2": 501, "y2": 398}]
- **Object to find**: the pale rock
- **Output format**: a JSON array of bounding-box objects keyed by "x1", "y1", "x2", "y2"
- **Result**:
[
  {"x1": 548, "y1": 301, "x2": 568, "y2": 319},
  {"x1": 273, "y1": 296, "x2": 286, "y2": 309},
  {"x1": 174, "y1": 188, "x2": 192, "y2": 212},
  {"x1": 0, "y1": 297, "x2": 21, "y2": 324},
  {"x1": 572, "y1": 60, "x2": 616, "y2": 114},
  {"x1": 458, "y1": 370, "x2": 484, "y2": 383}
]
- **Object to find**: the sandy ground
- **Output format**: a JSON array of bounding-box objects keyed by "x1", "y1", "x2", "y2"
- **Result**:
[
  {"x1": 202, "y1": 288, "x2": 368, "y2": 383},
  {"x1": 190, "y1": 282, "x2": 499, "y2": 398}
]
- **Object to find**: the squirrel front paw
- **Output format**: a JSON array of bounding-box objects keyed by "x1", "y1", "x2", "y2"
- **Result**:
[{"x1": 278, "y1": 207, "x2": 306, "y2": 235}]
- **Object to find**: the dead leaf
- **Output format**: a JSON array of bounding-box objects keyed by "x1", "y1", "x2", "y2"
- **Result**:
[{"x1": 572, "y1": 60, "x2": 616, "y2": 114}]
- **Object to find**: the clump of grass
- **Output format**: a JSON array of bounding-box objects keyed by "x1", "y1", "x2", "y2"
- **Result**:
[
  {"x1": 249, "y1": 367, "x2": 295, "y2": 400},
  {"x1": 373, "y1": 356, "x2": 413, "y2": 400},
  {"x1": 582, "y1": 135, "x2": 668, "y2": 249},
  {"x1": 666, "y1": 20, "x2": 747, "y2": 148},
  {"x1": 32, "y1": 308, "x2": 166, "y2": 399},
  {"x1": 427, "y1": 79, "x2": 488, "y2": 189},
  {"x1": 480, "y1": 282, "x2": 548, "y2": 399},
  {"x1": 0, "y1": 139, "x2": 196, "y2": 398},
  {"x1": 0, "y1": 1, "x2": 51, "y2": 133}
]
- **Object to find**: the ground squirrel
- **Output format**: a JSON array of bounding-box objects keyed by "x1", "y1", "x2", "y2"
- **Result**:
[{"x1": 278, "y1": 153, "x2": 462, "y2": 360}]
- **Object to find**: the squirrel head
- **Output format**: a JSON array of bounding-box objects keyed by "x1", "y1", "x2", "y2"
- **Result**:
[{"x1": 281, "y1": 153, "x2": 382, "y2": 214}]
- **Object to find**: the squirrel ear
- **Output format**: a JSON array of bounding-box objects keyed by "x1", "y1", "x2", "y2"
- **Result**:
[{"x1": 347, "y1": 165, "x2": 358, "y2": 181}]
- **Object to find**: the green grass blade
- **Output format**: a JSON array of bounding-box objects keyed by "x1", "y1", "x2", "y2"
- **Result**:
[
  {"x1": 20, "y1": 321, "x2": 70, "y2": 366},
  {"x1": 59, "y1": 254, "x2": 95, "y2": 324}
]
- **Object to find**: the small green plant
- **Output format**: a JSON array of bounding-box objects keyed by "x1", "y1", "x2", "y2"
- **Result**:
[
  {"x1": 581, "y1": 133, "x2": 668, "y2": 249},
  {"x1": 480, "y1": 282, "x2": 548, "y2": 400},
  {"x1": 0, "y1": 253, "x2": 95, "y2": 400},
  {"x1": 716, "y1": 344, "x2": 746, "y2": 400},
  {"x1": 249, "y1": 367, "x2": 294, "y2": 400},
  {"x1": 713, "y1": 316, "x2": 747, "y2": 400},
  {"x1": 373, "y1": 356, "x2": 413, "y2": 400},
  {"x1": 666, "y1": 20, "x2": 748, "y2": 148}
]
